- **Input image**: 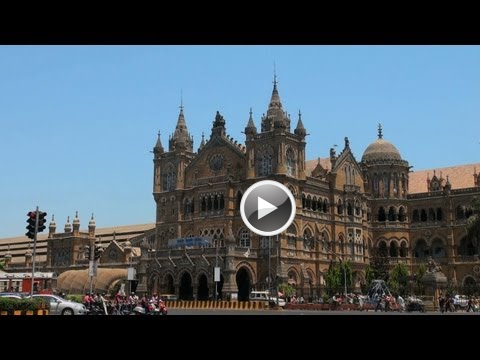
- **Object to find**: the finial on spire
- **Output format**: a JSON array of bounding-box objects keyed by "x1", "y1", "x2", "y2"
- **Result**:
[
  {"x1": 180, "y1": 89, "x2": 184, "y2": 111},
  {"x1": 298, "y1": 110, "x2": 302, "y2": 120},
  {"x1": 91, "y1": 213, "x2": 94, "y2": 220},
  {"x1": 51, "y1": 214, "x2": 55, "y2": 222},
  {"x1": 273, "y1": 62, "x2": 277, "y2": 87},
  {"x1": 75, "y1": 210, "x2": 78, "y2": 218},
  {"x1": 249, "y1": 107, "x2": 253, "y2": 117},
  {"x1": 378, "y1": 123, "x2": 383, "y2": 139}
]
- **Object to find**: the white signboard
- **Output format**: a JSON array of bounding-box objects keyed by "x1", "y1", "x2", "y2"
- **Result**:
[
  {"x1": 214, "y1": 267, "x2": 220, "y2": 282},
  {"x1": 88, "y1": 260, "x2": 97, "y2": 277},
  {"x1": 127, "y1": 267, "x2": 136, "y2": 281}
]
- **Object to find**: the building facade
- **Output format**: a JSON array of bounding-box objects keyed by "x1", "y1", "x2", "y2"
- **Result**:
[{"x1": 138, "y1": 77, "x2": 480, "y2": 301}]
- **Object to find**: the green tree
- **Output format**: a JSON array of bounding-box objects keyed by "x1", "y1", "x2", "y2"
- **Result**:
[
  {"x1": 466, "y1": 196, "x2": 480, "y2": 251},
  {"x1": 278, "y1": 283, "x2": 295, "y2": 298},
  {"x1": 324, "y1": 260, "x2": 353, "y2": 296},
  {"x1": 366, "y1": 247, "x2": 390, "y2": 282},
  {"x1": 388, "y1": 263, "x2": 409, "y2": 296}
]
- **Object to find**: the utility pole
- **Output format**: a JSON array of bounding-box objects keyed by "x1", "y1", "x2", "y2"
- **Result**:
[
  {"x1": 30, "y1": 206, "x2": 39, "y2": 297},
  {"x1": 214, "y1": 243, "x2": 219, "y2": 300}
]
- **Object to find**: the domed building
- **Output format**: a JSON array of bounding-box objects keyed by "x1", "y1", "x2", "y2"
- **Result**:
[{"x1": 1, "y1": 77, "x2": 480, "y2": 301}]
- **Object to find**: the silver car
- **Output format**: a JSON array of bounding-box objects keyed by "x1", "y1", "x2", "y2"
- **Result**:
[{"x1": 31, "y1": 294, "x2": 88, "y2": 315}]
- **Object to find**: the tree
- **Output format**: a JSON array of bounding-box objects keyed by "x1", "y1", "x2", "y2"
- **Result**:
[
  {"x1": 366, "y1": 247, "x2": 390, "y2": 283},
  {"x1": 324, "y1": 260, "x2": 353, "y2": 296},
  {"x1": 278, "y1": 283, "x2": 295, "y2": 299},
  {"x1": 466, "y1": 196, "x2": 480, "y2": 251},
  {"x1": 388, "y1": 263, "x2": 409, "y2": 296}
]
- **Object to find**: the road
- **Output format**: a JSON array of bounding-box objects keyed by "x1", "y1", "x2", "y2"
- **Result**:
[{"x1": 167, "y1": 308, "x2": 474, "y2": 315}]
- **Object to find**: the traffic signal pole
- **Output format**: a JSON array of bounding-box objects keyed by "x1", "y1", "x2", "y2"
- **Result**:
[{"x1": 30, "y1": 206, "x2": 39, "y2": 297}]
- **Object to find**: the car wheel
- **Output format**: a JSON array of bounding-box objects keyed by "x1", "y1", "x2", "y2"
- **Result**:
[{"x1": 62, "y1": 308, "x2": 74, "y2": 315}]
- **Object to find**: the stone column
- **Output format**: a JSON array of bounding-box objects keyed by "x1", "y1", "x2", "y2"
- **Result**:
[{"x1": 222, "y1": 233, "x2": 238, "y2": 301}]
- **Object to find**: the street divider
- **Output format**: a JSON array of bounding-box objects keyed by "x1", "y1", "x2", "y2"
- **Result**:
[{"x1": 165, "y1": 300, "x2": 266, "y2": 310}]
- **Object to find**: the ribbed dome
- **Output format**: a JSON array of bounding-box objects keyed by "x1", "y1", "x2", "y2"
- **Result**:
[{"x1": 362, "y1": 138, "x2": 402, "y2": 163}]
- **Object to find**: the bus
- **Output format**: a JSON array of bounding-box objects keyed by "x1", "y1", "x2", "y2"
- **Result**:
[
  {"x1": 0, "y1": 271, "x2": 57, "y2": 294},
  {"x1": 167, "y1": 237, "x2": 211, "y2": 249}
]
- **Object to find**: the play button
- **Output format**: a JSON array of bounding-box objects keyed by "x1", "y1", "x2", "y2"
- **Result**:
[
  {"x1": 240, "y1": 180, "x2": 296, "y2": 236},
  {"x1": 258, "y1": 197, "x2": 277, "y2": 220}
]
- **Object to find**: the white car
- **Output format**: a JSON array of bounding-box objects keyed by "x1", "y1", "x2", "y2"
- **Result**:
[
  {"x1": 30, "y1": 294, "x2": 88, "y2": 315},
  {"x1": 250, "y1": 291, "x2": 286, "y2": 308}
]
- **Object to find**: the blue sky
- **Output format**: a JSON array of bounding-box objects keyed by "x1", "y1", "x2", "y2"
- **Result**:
[{"x1": 1, "y1": 45, "x2": 479, "y2": 238}]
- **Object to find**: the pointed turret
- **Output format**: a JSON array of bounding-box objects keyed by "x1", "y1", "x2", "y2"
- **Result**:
[
  {"x1": 169, "y1": 102, "x2": 193, "y2": 152},
  {"x1": 153, "y1": 131, "x2": 164, "y2": 158},
  {"x1": 245, "y1": 108, "x2": 257, "y2": 140},
  {"x1": 73, "y1": 211, "x2": 80, "y2": 236},
  {"x1": 198, "y1": 132, "x2": 206, "y2": 152},
  {"x1": 64, "y1": 216, "x2": 72, "y2": 233},
  {"x1": 294, "y1": 110, "x2": 306, "y2": 138},
  {"x1": 48, "y1": 214, "x2": 56, "y2": 238},
  {"x1": 261, "y1": 71, "x2": 290, "y2": 132},
  {"x1": 88, "y1": 213, "x2": 96, "y2": 237}
]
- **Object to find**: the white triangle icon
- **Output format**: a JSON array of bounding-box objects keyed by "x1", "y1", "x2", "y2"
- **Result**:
[{"x1": 258, "y1": 197, "x2": 278, "y2": 220}]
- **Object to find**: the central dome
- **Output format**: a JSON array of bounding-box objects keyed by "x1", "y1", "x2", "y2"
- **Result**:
[{"x1": 362, "y1": 138, "x2": 402, "y2": 163}]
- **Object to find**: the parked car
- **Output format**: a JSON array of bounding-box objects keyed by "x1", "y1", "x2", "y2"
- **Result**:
[{"x1": 29, "y1": 294, "x2": 88, "y2": 315}]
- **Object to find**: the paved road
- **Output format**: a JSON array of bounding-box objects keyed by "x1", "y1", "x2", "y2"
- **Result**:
[{"x1": 168, "y1": 308, "x2": 475, "y2": 315}]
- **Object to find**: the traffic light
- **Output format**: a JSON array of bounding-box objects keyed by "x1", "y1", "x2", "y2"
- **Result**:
[
  {"x1": 37, "y1": 212, "x2": 47, "y2": 233},
  {"x1": 25, "y1": 211, "x2": 37, "y2": 239}
]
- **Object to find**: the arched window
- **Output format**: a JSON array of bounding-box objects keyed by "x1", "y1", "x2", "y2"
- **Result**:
[
  {"x1": 378, "y1": 207, "x2": 386, "y2": 222},
  {"x1": 286, "y1": 148, "x2": 296, "y2": 177},
  {"x1": 456, "y1": 206, "x2": 466, "y2": 220},
  {"x1": 436, "y1": 208, "x2": 443, "y2": 221},
  {"x1": 163, "y1": 163, "x2": 176, "y2": 191},
  {"x1": 431, "y1": 238, "x2": 445, "y2": 258},
  {"x1": 414, "y1": 239, "x2": 429, "y2": 258},
  {"x1": 383, "y1": 173, "x2": 389, "y2": 197},
  {"x1": 388, "y1": 206, "x2": 396, "y2": 221},
  {"x1": 236, "y1": 191, "x2": 242, "y2": 210},
  {"x1": 373, "y1": 175, "x2": 379, "y2": 195},
  {"x1": 398, "y1": 207, "x2": 406, "y2": 222},
  {"x1": 323, "y1": 199, "x2": 328, "y2": 213},
  {"x1": 428, "y1": 208, "x2": 436, "y2": 222},
  {"x1": 238, "y1": 229, "x2": 250, "y2": 248},
  {"x1": 420, "y1": 209, "x2": 427, "y2": 222},
  {"x1": 389, "y1": 242, "x2": 398, "y2": 257},
  {"x1": 286, "y1": 225, "x2": 297, "y2": 249},
  {"x1": 412, "y1": 209, "x2": 419, "y2": 222},
  {"x1": 347, "y1": 201, "x2": 353, "y2": 216},
  {"x1": 303, "y1": 229, "x2": 313, "y2": 250},
  {"x1": 399, "y1": 241, "x2": 408, "y2": 257},
  {"x1": 337, "y1": 199, "x2": 343, "y2": 215},
  {"x1": 258, "y1": 147, "x2": 274, "y2": 176}
]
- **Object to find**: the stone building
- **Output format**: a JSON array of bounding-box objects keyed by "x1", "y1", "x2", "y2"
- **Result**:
[
  {"x1": 1, "y1": 76, "x2": 479, "y2": 299},
  {"x1": 138, "y1": 76, "x2": 480, "y2": 301},
  {"x1": 0, "y1": 212, "x2": 154, "y2": 294}
]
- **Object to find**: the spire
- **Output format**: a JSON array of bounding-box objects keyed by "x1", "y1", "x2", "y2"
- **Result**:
[
  {"x1": 269, "y1": 66, "x2": 282, "y2": 109},
  {"x1": 199, "y1": 132, "x2": 205, "y2": 149},
  {"x1": 169, "y1": 100, "x2": 193, "y2": 152},
  {"x1": 64, "y1": 216, "x2": 72, "y2": 233},
  {"x1": 262, "y1": 67, "x2": 290, "y2": 132},
  {"x1": 153, "y1": 131, "x2": 164, "y2": 155},
  {"x1": 378, "y1": 123, "x2": 383, "y2": 139},
  {"x1": 294, "y1": 110, "x2": 306, "y2": 137},
  {"x1": 245, "y1": 108, "x2": 257, "y2": 139}
]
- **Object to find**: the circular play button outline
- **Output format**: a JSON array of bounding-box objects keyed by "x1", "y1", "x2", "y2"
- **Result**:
[{"x1": 240, "y1": 180, "x2": 296, "y2": 236}]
